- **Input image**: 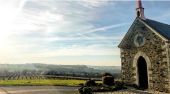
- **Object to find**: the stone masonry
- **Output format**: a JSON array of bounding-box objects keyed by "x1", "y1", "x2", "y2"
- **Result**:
[{"x1": 119, "y1": 18, "x2": 170, "y2": 93}]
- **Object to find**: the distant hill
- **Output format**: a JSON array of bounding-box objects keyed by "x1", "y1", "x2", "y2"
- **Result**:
[
  {"x1": 0, "y1": 63, "x2": 121, "y2": 78},
  {"x1": 88, "y1": 66, "x2": 121, "y2": 73}
]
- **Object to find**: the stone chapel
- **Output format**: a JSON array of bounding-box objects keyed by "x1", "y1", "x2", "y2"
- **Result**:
[{"x1": 118, "y1": 0, "x2": 170, "y2": 92}]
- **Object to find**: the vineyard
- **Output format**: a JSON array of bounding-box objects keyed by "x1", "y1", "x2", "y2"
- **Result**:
[
  {"x1": 0, "y1": 72, "x2": 95, "y2": 86},
  {"x1": 0, "y1": 74, "x2": 101, "y2": 81},
  {"x1": 0, "y1": 64, "x2": 120, "y2": 86},
  {"x1": 0, "y1": 64, "x2": 120, "y2": 80}
]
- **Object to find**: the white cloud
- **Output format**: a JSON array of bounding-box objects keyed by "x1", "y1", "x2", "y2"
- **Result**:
[
  {"x1": 40, "y1": 23, "x2": 126, "y2": 42},
  {"x1": 78, "y1": 0, "x2": 111, "y2": 8},
  {"x1": 74, "y1": 23, "x2": 128, "y2": 36},
  {"x1": 0, "y1": 0, "x2": 27, "y2": 48},
  {"x1": 153, "y1": 11, "x2": 170, "y2": 21},
  {"x1": 0, "y1": 0, "x2": 121, "y2": 65},
  {"x1": 45, "y1": 35, "x2": 122, "y2": 41},
  {"x1": 26, "y1": 45, "x2": 120, "y2": 58}
]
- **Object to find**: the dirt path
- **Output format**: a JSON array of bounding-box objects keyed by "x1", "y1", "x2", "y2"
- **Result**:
[
  {"x1": 0, "y1": 86, "x2": 79, "y2": 94},
  {"x1": 0, "y1": 88, "x2": 8, "y2": 94}
]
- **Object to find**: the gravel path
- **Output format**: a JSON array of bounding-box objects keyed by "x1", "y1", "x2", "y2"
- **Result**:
[{"x1": 0, "y1": 86, "x2": 79, "y2": 94}]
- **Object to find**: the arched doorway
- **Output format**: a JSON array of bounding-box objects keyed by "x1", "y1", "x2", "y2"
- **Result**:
[{"x1": 137, "y1": 56, "x2": 148, "y2": 89}]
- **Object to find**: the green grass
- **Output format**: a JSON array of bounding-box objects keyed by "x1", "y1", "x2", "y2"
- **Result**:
[{"x1": 0, "y1": 79, "x2": 86, "y2": 86}]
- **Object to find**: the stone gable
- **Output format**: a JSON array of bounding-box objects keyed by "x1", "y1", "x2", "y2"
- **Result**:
[{"x1": 119, "y1": 18, "x2": 170, "y2": 92}]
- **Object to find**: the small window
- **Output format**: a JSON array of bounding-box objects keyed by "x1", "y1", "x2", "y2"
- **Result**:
[{"x1": 137, "y1": 11, "x2": 140, "y2": 17}]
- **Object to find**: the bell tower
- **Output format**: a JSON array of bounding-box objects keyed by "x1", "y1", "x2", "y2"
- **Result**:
[{"x1": 136, "y1": 0, "x2": 145, "y2": 19}]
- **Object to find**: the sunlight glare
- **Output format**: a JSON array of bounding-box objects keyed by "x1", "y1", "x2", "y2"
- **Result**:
[{"x1": 0, "y1": 0, "x2": 26, "y2": 48}]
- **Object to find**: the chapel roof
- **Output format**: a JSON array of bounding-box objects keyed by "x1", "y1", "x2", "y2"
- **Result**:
[{"x1": 142, "y1": 18, "x2": 170, "y2": 40}]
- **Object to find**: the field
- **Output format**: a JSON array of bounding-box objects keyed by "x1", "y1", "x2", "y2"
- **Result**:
[{"x1": 0, "y1": 79, "x2": 87, "y2": 86}]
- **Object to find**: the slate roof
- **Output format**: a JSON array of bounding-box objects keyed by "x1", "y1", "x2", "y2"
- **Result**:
[{"x1": 142, "y1": 18, "x2": 170, "y2": 40}]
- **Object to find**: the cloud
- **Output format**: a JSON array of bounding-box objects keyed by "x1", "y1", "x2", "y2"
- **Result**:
[
  {"x1": 38, "y1": 23, "x2": 127, "y2": 43},
  {"x1": 75, "y1": 23, "x2": 128, "y2": 35},
  {"x1": 13, "y1": 0, "x2": 98, "y2": 35},
  {"x1": 0, "y1": 0, "x2": 121, "y2": 65},
  {"x1": 25, "y1": 44, "x2": 120, "y2": 58},
  {"x1": 11, "y1": 0, "x2": 122, "y2": 43},
  {"x1": 153, "y1": 11, "x2": 170, "y2": 21},
  {"x1": 77, "y1": 0, "x2": 112, "y2": 8}
]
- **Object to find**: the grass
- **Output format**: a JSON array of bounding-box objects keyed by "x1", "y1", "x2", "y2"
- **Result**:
[{"x1": 0, "y1": 79, "x2": 87, "y2": 86}]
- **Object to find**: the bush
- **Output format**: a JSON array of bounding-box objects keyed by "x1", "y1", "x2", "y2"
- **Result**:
[
  {"x1": 78, "y1": 86, "x2": 92, "y2": 94},
  {"x1": 83, "y1": 87, "x2": 92, "y2": 94},
  {"x1": 102, "y1": 72, "x2": 112, "y2": 77},
  {"x1": 79, "y1": 83, "x2": 84, "y2": 86},
  {"x1": 102, "y1": 76, "x2": 114, "y2": 86},
  {"x1": 85, "y1": 79, "x2": 96, "y2": 87},
  {"x1": 114, "y1": 81, "x2": 126, "y2": 90}
]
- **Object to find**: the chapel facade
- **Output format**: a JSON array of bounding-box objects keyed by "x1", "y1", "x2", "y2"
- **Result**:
[{"x1": 118, "y1": 0, "x2": 170, "y2": 92}]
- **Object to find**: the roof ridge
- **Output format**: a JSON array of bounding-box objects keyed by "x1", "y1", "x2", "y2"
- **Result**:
[{"x1": 145, "y1": 18, "x2": 170, "y2": 26}]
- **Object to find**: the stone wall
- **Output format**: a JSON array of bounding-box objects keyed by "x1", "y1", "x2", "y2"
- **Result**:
[
  {"x1": 120, "y1": 20, "x2": 170, "y2": 92},
  {"x1": 167, "y1": 43, "x2": 170, "y2": 92}
]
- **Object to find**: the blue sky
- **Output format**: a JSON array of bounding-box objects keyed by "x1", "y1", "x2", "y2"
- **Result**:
[{"x1": 0, "y1": 0, "x2": 169, "y2": 66}]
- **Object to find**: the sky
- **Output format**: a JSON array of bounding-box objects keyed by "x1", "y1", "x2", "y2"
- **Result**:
[{"x1": 0, "y1": 0, "x2": 169, "y2": 66}]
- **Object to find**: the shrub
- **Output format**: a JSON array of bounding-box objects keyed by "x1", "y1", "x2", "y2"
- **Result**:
[
  {"x1": 114, "y1": 81, "x2": 126, "y2": 90},
  {"x1": 83, "y1": 87, "x2": 92, "y2": 94},
  {"x1": 102, "y1": 72, "x2": 112, "y2": 77},
  {"x1": 102, "y1": 76, "x2": 114, "y2": 86},
  {"x1": 78, "y1": 86, "x2": 92, "y2": 94},
  {"x1": 79, "y1": 83, "x2": 84, "y2": 86},
  {"x1": 85, "y1": 79, "x2": 96, "y2": 87}
]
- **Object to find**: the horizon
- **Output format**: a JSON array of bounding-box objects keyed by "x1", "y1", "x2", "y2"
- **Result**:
[
  {"x1": 0, "y1": 63, "x2": 121, "y2": 67},
  {"x1": 0, "y1": 0, "x2": 169, "y2": 66}
]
